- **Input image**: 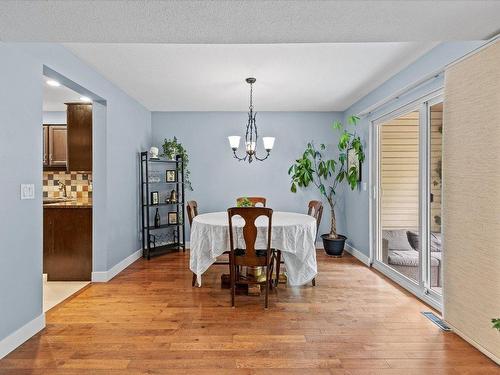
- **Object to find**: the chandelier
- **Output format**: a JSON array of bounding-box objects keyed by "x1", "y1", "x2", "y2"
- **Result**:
[{"x1": 228, "y1": 78, "x2": 275, "y2": 163}]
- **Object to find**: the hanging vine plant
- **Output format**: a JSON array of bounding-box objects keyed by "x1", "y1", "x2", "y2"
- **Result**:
[{"x1": 161, "y1": 137, "x2": 193, "y2": 191}]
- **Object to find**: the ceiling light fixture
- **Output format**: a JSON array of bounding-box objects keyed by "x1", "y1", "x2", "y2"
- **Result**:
[
  {"x1": 46, "y1": 79, "x2": 60, "y2": 87},
  {"x1": 80, "y1": 96, "x2": 92, "y2": 102},
  {"x1": 228, "y1": 78, "x2": 275, "y2": 163}
]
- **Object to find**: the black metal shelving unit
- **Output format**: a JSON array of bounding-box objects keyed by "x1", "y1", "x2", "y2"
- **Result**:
[{"x1": 140, "y1": 152, "x2": 186, "y2": 259}]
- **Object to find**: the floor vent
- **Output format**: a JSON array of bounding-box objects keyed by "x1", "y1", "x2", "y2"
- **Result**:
[{"x1": 422, "y1": 312, "x2": 451, "y2": 331}]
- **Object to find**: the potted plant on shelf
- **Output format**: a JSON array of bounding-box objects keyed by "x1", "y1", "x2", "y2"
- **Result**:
[
  {"x1": 288, "y1": 116, "x2": 365, "y2": 256},
  {"x1": 161, "y1": 137, "x2": 193, "y2": 191}
]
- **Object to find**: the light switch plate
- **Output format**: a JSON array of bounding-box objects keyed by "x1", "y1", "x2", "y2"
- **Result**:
[
  {"x1": 362, "y1": 182, "x2": 368, "y2": 191},
  {"x1": 20, "y1": 184, "x2": 35, "y2": 200}
]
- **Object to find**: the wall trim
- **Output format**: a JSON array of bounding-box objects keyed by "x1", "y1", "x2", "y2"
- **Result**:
[
  {"x1": 315, "y1": 241, "x2": 371, "y2": 267},
  {"x1": 91, "y1": 248, "x2": 142, "y2": 282},
  {"x1": 446, "y1": 322, "x2": 500, "y2": 365},
  {"x1": 0, "y1": 314, "x2": 45, "y2": 359},
  {"x1": 344, "y1": 243, "x2": 371, "y2": 266}
]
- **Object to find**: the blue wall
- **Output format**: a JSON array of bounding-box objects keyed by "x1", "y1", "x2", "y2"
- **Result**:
[
  {"x1": 0, "y1": 42, "x2": 151, "y2": 348},
  {"x1": 342, "y1": 41, "x2": 484, "y2": 257},
  {"x1": 151, "y1": 111, "x2": 344, "y2": 239},
  {"x1": 42, "y1": 111, "x2": 66, "y2": 124}
]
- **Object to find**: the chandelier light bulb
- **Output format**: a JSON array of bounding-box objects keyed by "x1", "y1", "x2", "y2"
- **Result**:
[
  {"x1": 228, "y1": 136, "x2": 241, "y2": 150},
  {"x1": 262, "y1": 137, "x2": 275, "y2": 151},
  {"x1": 246, "y1": 141, "x2": 256, "y2": 154}
]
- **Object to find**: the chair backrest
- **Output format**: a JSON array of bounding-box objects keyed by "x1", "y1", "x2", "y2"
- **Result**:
[
  {"x1": 308, "y1": 200, "x2": 323, "y2": 230},
  {"x1": 227, "y1": 207, "x2": 273, "y2": 267},
  {"x1": 186, "y1": 200, "x2": 198, "y2": 227},
  {"x1": 236, "y1": 196, "x2": 267, "y2": 207}
]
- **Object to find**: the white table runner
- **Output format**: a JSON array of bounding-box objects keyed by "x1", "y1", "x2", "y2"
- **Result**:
[{"x1": 189, "y1": 211, "x2": 317, "y2": 286}]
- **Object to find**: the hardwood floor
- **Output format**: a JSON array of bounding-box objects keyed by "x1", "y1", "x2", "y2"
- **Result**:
[{"x1": 1, "y1": 251, "x2": 498, "y2": 374}]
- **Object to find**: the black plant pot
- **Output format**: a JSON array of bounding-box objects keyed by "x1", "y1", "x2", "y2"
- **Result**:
[{"x1": 321, "y1": 234, "x2": 347, "y2": 257}]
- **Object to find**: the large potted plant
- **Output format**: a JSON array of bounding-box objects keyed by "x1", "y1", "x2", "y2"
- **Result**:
[{"x1": 288, "y1": 116, "x2": 365, "y2": 256}]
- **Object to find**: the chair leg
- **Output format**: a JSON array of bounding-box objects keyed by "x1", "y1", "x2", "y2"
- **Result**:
[
  {"x1": 231, "y1": 265, "x2": 236, "y2": 307},
  {"x1": 268, "y1": 254, "x2": 274, "y2": 291},
  {"x1": 275, "y1": 250, "x2": 282, "y2": 287},
  {"x1": 192, "y1": 272, "x2": 196, "y2": 287},
  {"x1": 265, "y1": 265, "x2": 270, "y2": 309},
  {"x1": 312, "y1": 277, "x2": 316, "y2": 287}
]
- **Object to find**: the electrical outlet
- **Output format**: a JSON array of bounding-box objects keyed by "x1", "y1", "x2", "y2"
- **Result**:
[{"x1": 20, "y1": 184, "x2": 35, "y2": 200}]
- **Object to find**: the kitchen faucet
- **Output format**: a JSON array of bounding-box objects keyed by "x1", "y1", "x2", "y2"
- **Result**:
[{"x1": 58, "y1": 181, "x2": 67, "y2": 198}]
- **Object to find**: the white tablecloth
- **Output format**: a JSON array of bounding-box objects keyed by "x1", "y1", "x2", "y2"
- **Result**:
[{"x1": 190, "y1": 211, "x2": 317, "y2": 286}]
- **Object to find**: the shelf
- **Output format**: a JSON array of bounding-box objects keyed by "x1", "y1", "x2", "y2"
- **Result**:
[
  {"x1": 147, "y1": 223, "x2": 184, "y2": 230},
  {"x1": 140, "y1": 150, "x2": 185, "y2": 259},
  {"x1": 144, "y1": 202, "x2": 184, "y2": 207},
  {"x1": 143, "y1": 181, "x2": 184, "y2": 185},
  {"x1": 145, "y1": 243, "x2": 184, "y2": 257},
  {"x1": 148, "y1": 158, "x2": 183, "y2": 163}
]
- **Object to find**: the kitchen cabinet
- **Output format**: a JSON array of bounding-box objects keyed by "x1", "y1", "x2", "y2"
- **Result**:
[
  {"x1": 43, "y1": 206, "x2": 92, "y2": 281},
  {"x1": 67, "y1": 103, "x2": 92, "y2": 171},
  {"x1": 49, "y1": 126, "x2": 67, "y2": 166},
  {"x1": 43, "y1": 126, "x2": 49, "y2": 167},
  {"x1": 43, "y1": 125, "x2": 67, "y2": 170}
]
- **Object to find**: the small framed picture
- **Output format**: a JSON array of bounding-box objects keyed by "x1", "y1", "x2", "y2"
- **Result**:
[
  {"x1": 166, "y1": 170, "x2": 177, "y2": 182},
  {"x1": 150, "y1": 191, "x2": 159, "y2": 205},
  {"x1": 168, "y1": 211, "x2": 178, "y2": 225},
  {"x1": 347, "y1": 148, "x2": 362, "y2": 182}
]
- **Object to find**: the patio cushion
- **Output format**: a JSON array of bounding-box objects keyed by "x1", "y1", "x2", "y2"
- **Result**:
[
  {"x1": 383, "y1": 230, "x2": 414, "y2": 252},
  {"x1": 388, "y1": 250, "x2": 440, "y2": 267},
  {"x1": 406, "y1": 231, "x2": 443, "y2": 252}
]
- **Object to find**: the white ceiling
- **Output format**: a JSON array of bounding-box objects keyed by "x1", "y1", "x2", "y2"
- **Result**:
[
  {"x1": 65, "y1": 42, "x2": 436, "y2": 111},
  {"x1": 0, "y1": 1, "x2": 499, "y2": 43},
  {"x1": 43, "y1": 78, "x2": 84, "y2": 111}
]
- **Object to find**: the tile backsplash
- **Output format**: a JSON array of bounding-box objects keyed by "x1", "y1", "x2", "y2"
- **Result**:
[{"x1": 43, "y1": 171, "x2": 92, "y2": 199}]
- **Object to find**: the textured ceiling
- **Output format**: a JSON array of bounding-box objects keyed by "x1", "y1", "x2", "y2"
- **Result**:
[
  {"x1": 65, "y1": 42, "x2": 436, "y2": 111},
  {"x1": 0, "y1": 1, "x2": 499, "y2": 43}
]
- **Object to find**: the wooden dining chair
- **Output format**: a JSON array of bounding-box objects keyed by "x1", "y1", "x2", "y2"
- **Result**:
[
  {"x1": 187, "y1": 200, "x2": 198, "y2": 226},
  {"x1": 228, "y1": 207, "x2": 274, "y2": 308},
  {"x1": 236, "y1": 197, "x2": 267, "y2": 207},
  {"x1": 187, "y1": 200, "x2": 231, "y2": 287},
  {"x1": 275, "y1": 200, "x2": 323, "y2": 287}
]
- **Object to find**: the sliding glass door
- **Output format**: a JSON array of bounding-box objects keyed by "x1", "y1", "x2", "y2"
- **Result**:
[
  {"x1": 379, "y1": 110, "x2": 420, "y2": 284},
  {"x1": 373, "y1": 93, "x2": 444, "y2": 310}
]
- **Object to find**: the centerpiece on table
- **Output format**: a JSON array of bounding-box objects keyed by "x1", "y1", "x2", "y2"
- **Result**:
[{"x1": 288, "y1": 115, "x2": 365, "y2": 256}]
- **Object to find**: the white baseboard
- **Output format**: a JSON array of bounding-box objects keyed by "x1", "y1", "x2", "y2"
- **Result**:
[
  {"x1": 446, "y1": 322, "x2": 500, "y2": 365},
  {"x1": 0, "y1": 314, "x2": 45, "y2": 359},
  {"x1": 91, "y1": 248, "x2": 142, "y2": 282},
  {"x1": 316, "y1": 241, "x2": 371, "y2": 267},
  {"x1": 344, "y1": 243, "x2": 371, "y2": 267}
]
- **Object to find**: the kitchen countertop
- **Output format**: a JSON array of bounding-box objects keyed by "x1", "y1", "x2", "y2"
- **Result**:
[{"x1": 43, "y1": 198, "x2": 92, "y2": 208}]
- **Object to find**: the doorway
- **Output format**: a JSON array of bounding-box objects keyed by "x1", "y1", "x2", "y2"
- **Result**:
[
  {"x1": 371, "y1": 93, "x2": 444, "y2": 310},
  {"x1": 42, "y1": 75, "x2": 93, "y2": 311}
]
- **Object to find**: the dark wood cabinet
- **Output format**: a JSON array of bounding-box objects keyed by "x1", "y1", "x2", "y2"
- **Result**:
[
  {"x1": 43, "y1": 125, "x2": 67, "y2": 170},
  {"x1": 43, "y1": 207, "x2": 92, "y2": 281},
  {"x1": 67, "y1": 103, "x2": 92, "y2": 171},
  {"x1": 43, "y1": 126, "x2": 49, "y2": 167},
  {"x1": 49, "y1": 126, "x2": 67, "y2": 166}
]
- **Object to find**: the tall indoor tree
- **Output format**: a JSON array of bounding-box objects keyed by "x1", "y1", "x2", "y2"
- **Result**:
[{"x1": 288, "y1": 115, "x2": 365, "y2": 256}]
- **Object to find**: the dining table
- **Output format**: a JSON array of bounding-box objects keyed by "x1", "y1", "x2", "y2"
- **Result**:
[{"x1": 190, "y1": 211, "x2": 318, "y2": 287}]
